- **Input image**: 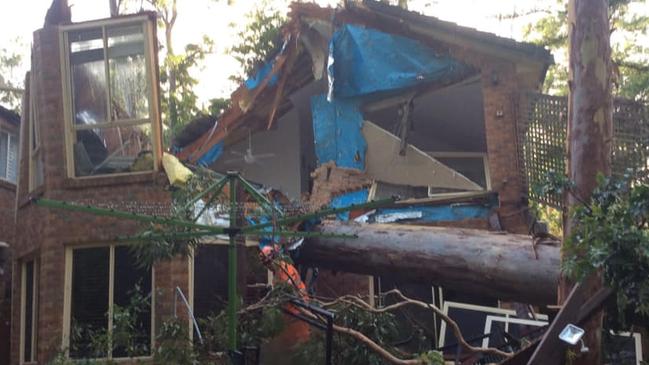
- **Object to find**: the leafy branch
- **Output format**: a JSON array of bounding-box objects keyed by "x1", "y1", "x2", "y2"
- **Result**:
[{"x1": 536, "y1": 170, "x2": 649, "y2": 328}]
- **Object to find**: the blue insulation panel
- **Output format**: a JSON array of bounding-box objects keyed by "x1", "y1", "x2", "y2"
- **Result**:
[
  {"x1": 329, "y1": 24, "x2": 467, "y2": 98},
  {"x1": 196, "y1": 141, "x2": 224, "y2": 167},
  {"x1": 376, "y1": 204, "x2": 490, "y2": 222},
  {"x1": 331, "y1": 189, "x2": 369, "y2": 221},
  {"x1": 311, "y1": 94, "x2": 366, "y2": 170}
]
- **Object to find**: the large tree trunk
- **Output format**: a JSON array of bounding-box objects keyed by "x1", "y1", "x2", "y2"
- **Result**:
[
  {"x1": 300, "y1": 222, "x2": 560, "y2": 305},
  {"x1": 562, "y1": 0, "x2": 613, "y2": 363}
]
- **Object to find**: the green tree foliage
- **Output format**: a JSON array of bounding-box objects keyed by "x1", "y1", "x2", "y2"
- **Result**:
[
  {"x1": 0, "y1": 43, "x2": 24, "y2": 111},
  {"x1": 160, "y1": 36, "x2": 214, "y2": 142},
  {"x1": 538, "y1": 171, "x2": 649, "y2": 329},
  {"x1": 228, "y1": 0, "x2": 287, "y2": 82},
  {"x1": 118, "y1": 0, "x2": 215, "y2": 145},
  {"x1": 520, "y1": 0, "x2": 649, "y2": 101}
]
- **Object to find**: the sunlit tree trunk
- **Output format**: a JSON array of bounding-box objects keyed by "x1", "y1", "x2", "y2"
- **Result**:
[{"x1": 562, "y1": 0, "x2": 613, "y2": 363}]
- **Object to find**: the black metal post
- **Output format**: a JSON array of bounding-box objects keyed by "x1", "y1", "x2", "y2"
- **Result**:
[{"x1": 325, "y1": 315, "x2": 333, "y2": 365}]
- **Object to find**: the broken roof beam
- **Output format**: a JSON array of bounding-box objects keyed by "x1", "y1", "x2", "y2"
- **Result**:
[{"x1": 299, "y1": 222, "x2": 560, "y2": 305}]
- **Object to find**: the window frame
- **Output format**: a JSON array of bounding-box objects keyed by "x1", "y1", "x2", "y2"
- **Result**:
[
  {"x1": 425, "y1": 151, "x2": 492, "y2": 196},
  {"x1": 28, "y1": 73, "x2": 43, "y2": 191},
  {"x1": 0, "y1": 128, "x2": 19, "y2": 184},
  {"x1": 59, "y1": 15, "x2": 162, "y2": 179},
  {"x1": 19, "y1": 259, "x2": 38, "y2": 365},
  {"x1": 62, "y1": 244, "x2": 155, "y2": 360}
]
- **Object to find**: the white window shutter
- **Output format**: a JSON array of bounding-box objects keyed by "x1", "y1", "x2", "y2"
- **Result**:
[
  {"x1": 8, "y1": 133, "x2": 18, "y2": 182},
  {"x1": 0, "y1": 132, "x2": 7, "y2": 180}
]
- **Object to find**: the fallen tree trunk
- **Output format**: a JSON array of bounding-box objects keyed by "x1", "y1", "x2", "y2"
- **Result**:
[{"x1": 300, "y1": 222, "x2": 560, "y2": 304}]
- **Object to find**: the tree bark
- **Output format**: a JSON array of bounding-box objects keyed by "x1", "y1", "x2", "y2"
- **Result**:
[
  {"x1": 300, "y1": 222, "x2": 560, "y2": 305},
  {"x1": 562, "y1": 0, "x2": 613, "y2": 363}
]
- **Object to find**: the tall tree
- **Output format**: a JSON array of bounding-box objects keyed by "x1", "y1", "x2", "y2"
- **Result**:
[
  {"x1": 228, "y1": 0, "x2": 286, "y2": 83},
  {"x1": 519, "y1": 0, "x2": 648, "y2": 101},
  {"x1": 563, "y1": 0, "x2": 613, "y2": 363},
  {"x1": 0, "y1": 45, "x2": 24, "y2": 111},
  {"x1": 119, "y1": 0, "x2": 214, "y2": 144}
]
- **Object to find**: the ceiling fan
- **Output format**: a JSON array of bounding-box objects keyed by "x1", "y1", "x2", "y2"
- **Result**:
[{"x1": 225, "y1": 128, "x2": 275, "y2": 165}]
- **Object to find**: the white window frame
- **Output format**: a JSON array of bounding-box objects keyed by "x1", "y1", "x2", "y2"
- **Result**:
[
  {"x1": 0, "y1": 129, "x2": 18, "y2": 184},
  {"x1": 62, "y1": 244, "x2": 155, "y2": 360},
  {"x1": 482, "y1": 316, "x2": 643, "y2": 364},
  {"x1": 438, "y1": 300, "x2": 548, "y2": 348},
  {"x1": 59, "y1": 15, "x2": 161, "y2": 179},
  {"x1": 426, "y1": 151, "x2": 491, "y2": 196},
  {"x1": 19, "y1": 259, "x2": 38, "y2": 365},
  {"x1": 482, "y1": 315, "x2": 548, "y2": 349}
]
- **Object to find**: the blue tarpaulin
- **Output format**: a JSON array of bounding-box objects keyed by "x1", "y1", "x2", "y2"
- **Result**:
[
  {"x1": 331, "y1": 189, "x2": 370, "y2": 221},
  {"x1": 244, "y1": 61, "x2": 279, "y2": 90},
  {"x1": 196, "y1": 141, "x2": 224, "y2": 167},
  {"x1": 328, "y1": 24, "x2": 467, "y2": 99},
  {"x1": 311, "y1": 94, "x2": 366, "y2": 170}
]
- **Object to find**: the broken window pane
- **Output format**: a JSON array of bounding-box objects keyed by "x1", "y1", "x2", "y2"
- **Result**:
[
  {"x1": 74, "y1": 124, "x2": 153, "y2": 176},
  {"x1": 107, "y1": 25, "x2": 148, "y2": 121},
  {"x1": 70, "y1": 247, "x2": 110, "y2": 359},
  {"x1": 69, "y1": 28, "x2": 108, "y2": 126},
  {"x1": 113, "y1": 246, "x2": 152, "y2": 357}
]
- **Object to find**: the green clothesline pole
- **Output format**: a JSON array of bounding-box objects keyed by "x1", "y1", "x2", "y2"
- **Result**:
[
  {"x1": 34, "y1": 197, "x2": 228, "y2": 234},
  {"x1": 117, "y1": 229, "x2": 356, "y2": 243}
]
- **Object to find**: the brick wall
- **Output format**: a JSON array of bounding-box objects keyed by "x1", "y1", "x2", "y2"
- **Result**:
[
  {"x1": 0, "y1": 110, "x2": 18, "y2": 365},
  {"x1": 10, "y1": 26, "x2": 189, "y2": 365}
]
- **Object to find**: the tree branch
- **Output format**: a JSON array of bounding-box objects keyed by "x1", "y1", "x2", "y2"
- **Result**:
[{"x1": 317, "y1": 289, "x2": 513, "y2": 360}]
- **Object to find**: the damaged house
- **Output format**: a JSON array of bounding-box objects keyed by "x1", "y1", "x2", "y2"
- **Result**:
[
  {"x1": 6, "y1": 0, "x2": 648, "y2": 364},
  {"x1": 176, "y1": 0, "x2": 564, "y2": 361}
]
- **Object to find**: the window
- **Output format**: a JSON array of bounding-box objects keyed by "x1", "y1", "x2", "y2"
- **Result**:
[
  {"x1": 20, "y1": 260, "x2": 38, "y2": 364},
  {"x1": 65, "y1": 246, "x2": 152, "y2": 359},
  {"x1": 0, "y1": 130, "x2": 18, "y2": 183},
  {"x1": 61, "y1": 17, "x2": 160, "y2": 178},
  {"x1": 28, "y1": 74, "x2": 43, "y2": 190},
  {"x1": 192, "y1": 244, "x2": 229, "y2": 319}
]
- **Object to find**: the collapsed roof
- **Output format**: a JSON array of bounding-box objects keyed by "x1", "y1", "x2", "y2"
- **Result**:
[{"x1": 174, "y1": 0, "x2": 552, "y2": 165}]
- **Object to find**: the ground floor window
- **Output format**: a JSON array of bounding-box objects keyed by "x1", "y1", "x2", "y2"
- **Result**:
[
  {"x1": 66, "y1": 245, "x2": 152, "y2": 359},
  {"x1": 192, "y1": 244, "x2": 228, "y2": 320},
  {"x1": 20, "y1": 260, "x2": 37, "y2": 364}
]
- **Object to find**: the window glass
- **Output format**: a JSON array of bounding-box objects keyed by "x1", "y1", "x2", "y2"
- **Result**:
[
  {"x1": 7, "y1": 133, "x2": 18, "y2": 183},
  {"x1": 29, "y1": 73, "x2": 44, "y2": 190},
  {"x1": 193, "y1": 245, "x2": 229, "y2": 319},
  {"x1": 69, "y1": 246, "x2": 152, "y2": 359},
  {"x1": 69, "y1": 28, "x2": 108, "y2": 126},
  {"x1": 70, "y1": 247, "x2": 110, "y2": 359},
  {"x1": 113, "y1": 246, "x2": 152, "y2": 357},
  {"x1": 107, "y1": 25, "x2": 148, "y2": 121},
  {"x1": 0, "y1": 132, "x2": 7, "y2": 180},
  {"x1": 23, "y1": 261, "x2": 34, "y2": 362},
  {"x1": 64, "y1": 20, "x2": 157, "y2": 178},
  {"x1": 74, "y1": 124, "x2": 153, "y2": 176}
]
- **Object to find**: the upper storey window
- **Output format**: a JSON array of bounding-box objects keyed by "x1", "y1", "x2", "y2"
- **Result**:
[
  {"x1": 61, "y1": 16, "x2": 160, "y2": 178},
  {"x1": 0, "y1": 129, "x2": 18, "y2": 183}
]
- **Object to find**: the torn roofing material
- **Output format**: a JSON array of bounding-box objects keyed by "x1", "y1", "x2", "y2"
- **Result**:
[
  {"x1": 328, "y1": 23, "x2": 469, "y2": 99},
  {"x1": 175, "y1": 0, "x2": 553, "y2": 165},
  {"x1": 351, "y1": 0, "x2": 553, "y2": 64}
]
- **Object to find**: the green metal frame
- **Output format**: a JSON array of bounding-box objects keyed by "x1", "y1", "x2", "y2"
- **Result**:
[{"x1": 34, "y1": 171, "x2": 393, "y2": 354}]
